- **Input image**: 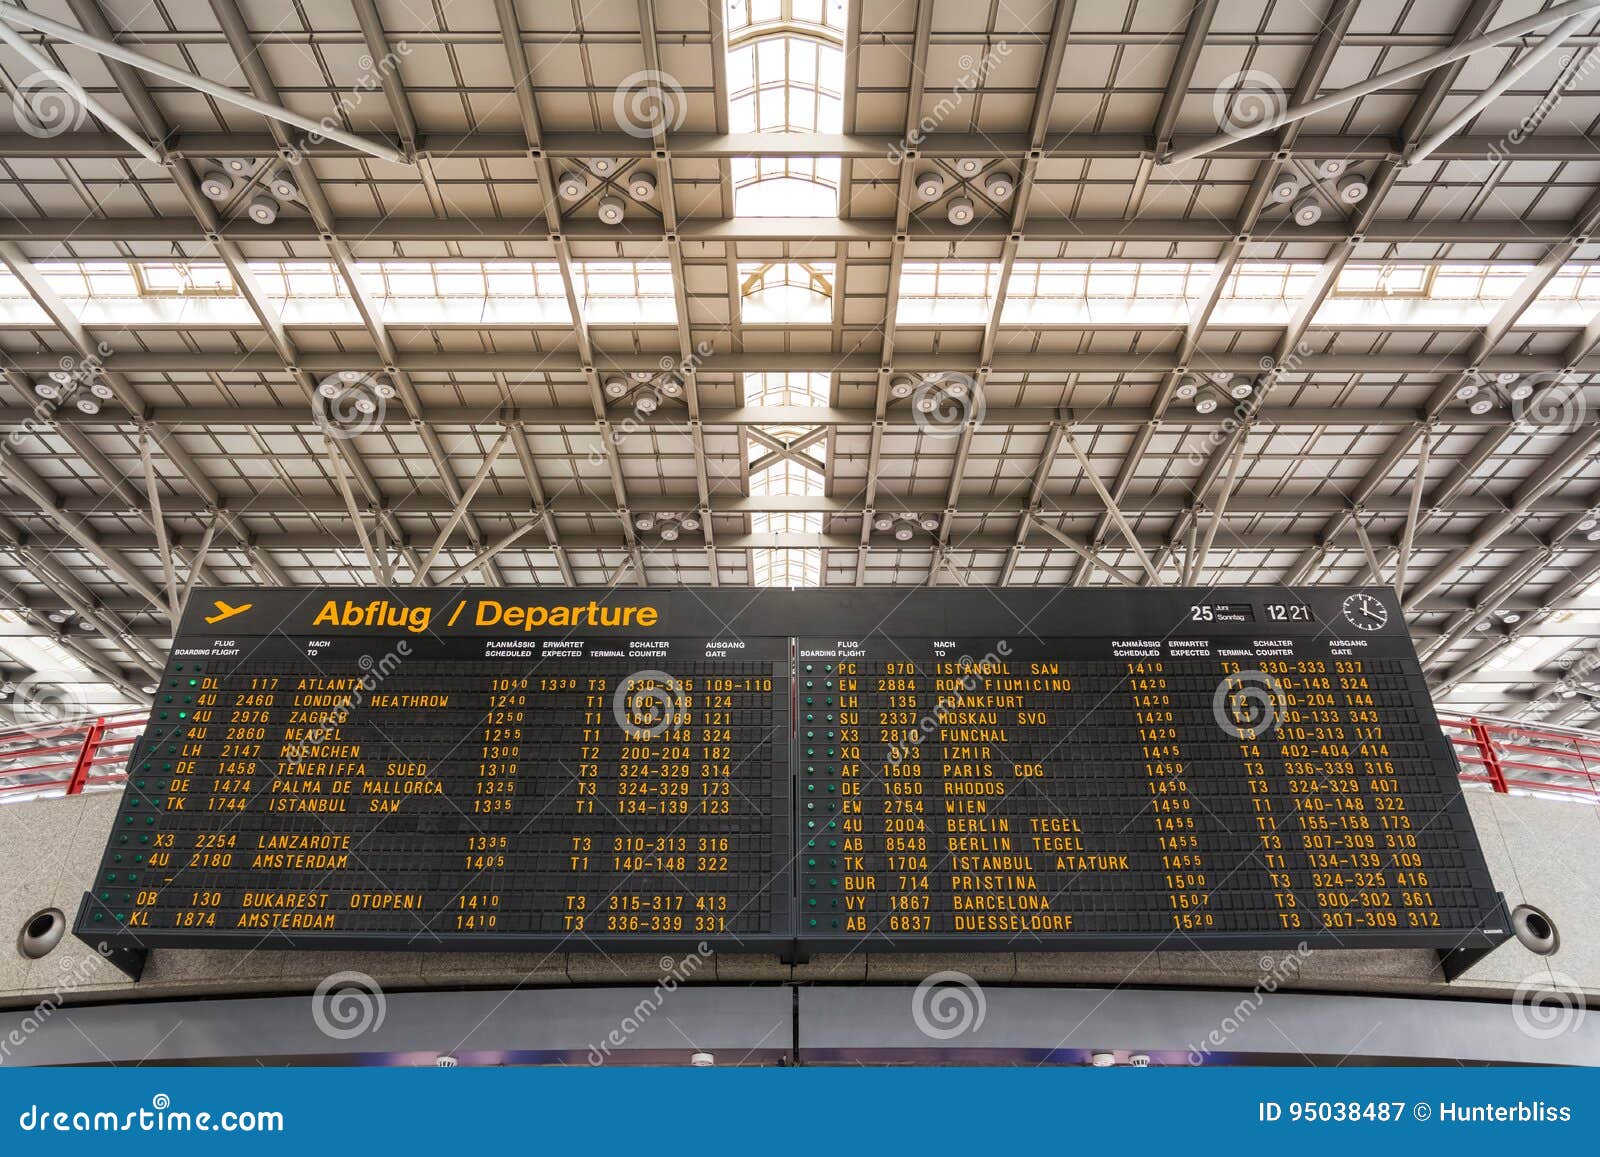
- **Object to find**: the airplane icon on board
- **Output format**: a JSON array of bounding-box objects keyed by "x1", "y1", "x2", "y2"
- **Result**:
[{"x1": 203, "y1": 599, "x2": 253, "y2": 625}]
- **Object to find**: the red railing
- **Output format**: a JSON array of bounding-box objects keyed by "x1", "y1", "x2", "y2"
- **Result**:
[
  {"x1": 0, "y1": 711, "x2": 146, "y2": 801},
  {"x1": 1438, "y1": 712, "x2": 1600, "y2": 804}
]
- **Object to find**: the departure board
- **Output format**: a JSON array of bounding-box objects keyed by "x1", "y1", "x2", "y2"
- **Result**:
[
  {"x1": 76, "y1": 586, "x2": 1509, "y2": 963},
  {"x1": 76, "y1": 589, "x2": 792, "y2": 954}
]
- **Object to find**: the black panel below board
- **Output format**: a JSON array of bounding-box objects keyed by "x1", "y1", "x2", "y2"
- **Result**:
[{"x1": 74, "y1": 586, "x2": 1509, "y2": 964}]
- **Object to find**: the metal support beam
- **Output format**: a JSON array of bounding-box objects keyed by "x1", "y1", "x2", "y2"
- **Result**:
[
  {"x1": 0, "y1": 2, "x2": 409, "y2": 163},
  {"x1": 1061, "y1": 428, "x2": 1161, "y2": 583},
  {"x1": 1163, "y1": 0, "x2": 1600, "y2": 164}
]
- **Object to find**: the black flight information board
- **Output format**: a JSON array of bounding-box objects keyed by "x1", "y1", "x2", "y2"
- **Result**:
[{"x1": 77, "y1": 586, "x2": 1509, "y2": 963}]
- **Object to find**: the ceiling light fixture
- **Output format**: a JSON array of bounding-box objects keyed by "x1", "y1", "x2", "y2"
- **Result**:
[
  {"x1": 1315, "y1": 158, "x2": 1347, "y2": 178},
  {"x1": 246, "y1": 195, "x2": 279, "y2": 225},
  {"x1": 603, "y1": 377, "x2": 629, "y2": 398},
  {"x1": 628, "y1": 170, "x2": 657, "y2": 200},
  {"x1": 199, "y1": 169, "x2": 235, "y2": 200},
  {"x1": 984, "y1": 171, "x2": 1015, "y2": 199},
  {"x1": 269, "y1": 171, "x2": 300, "y2": 200},
  {"x1": 588, "y1": 157, "x2": 617, "y2": 176},
  {"x1": 1336, "y1": 173, "x2": 1369, "y2": 203},
  {"x1": 916, "y1": 171, "x2": 946, "y2": 199},
  {"x1": 1468, "y1": 396, "x2": 1495, "y2": 415},
  {"x1": 597, "y1": 196, "x2": 626, "y2": 224},
  {"x1": 954, "y1": 157, "x2": 983, "y2": 176},
  {"x1": 558, "y1": 170, "x2": 589, "y2": 198},
  {"x1": 1270, "y1": 173, "x2": 1300, "y2": 202},
  {"x1": 889, "y1": 375, "x2": 915, "y2": 398},
  {"x1": 1291, "y1": 195, "x2": 1323, "y2": 226},
  {"x1": 946, "y1": 197, "x2": 975, "y2": 225}
]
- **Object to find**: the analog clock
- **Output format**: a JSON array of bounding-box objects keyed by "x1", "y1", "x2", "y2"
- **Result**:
[{"x1": 1341, "y1": 592, "x2": 1389, "y2": 631}]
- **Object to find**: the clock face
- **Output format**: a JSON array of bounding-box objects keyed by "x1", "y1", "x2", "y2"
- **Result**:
[{"x1": 1342, "y1": 592, "x2": 1390, "y2": 631}]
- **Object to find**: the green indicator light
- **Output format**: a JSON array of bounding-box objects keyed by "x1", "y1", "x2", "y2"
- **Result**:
[
  {"x1": 805, "y1": 748, "x2": 814, "y2": 756},
  {"x1": 178, "y1": 711, "x2": 187, "y2": 719},
  {"x1": 806, "y1": 840, "x2": 816, "y2": 849},
  {"x1": 829, "y1": 878, "x2": 839, "y2": 887},
  {"x1": 162, "y1": 696, "x2": 172, "y2": 704},
  {"x1": 158, "y1": 712, "x2": 167, "y2": 720},
  {"x1": 129, "y1": 799, "x2": 138, "y2": 808},
  {"x1": 830, "y1": 900, "x2": 838, "y2": 909},
  {"x1": 92, "y1": 913, "x2": 102, "y2": 923},
  {"x1": 827, "y1": 749, "x2": 835, "y2": 757},
  {"x1": 163, "y1": 763, "x2": 172, "y2": 771},
  {"x1": 826, "y1": 731, "x2": 834, "y2": 739},
  {"x1": 116, "y1": 836, "x2": 127, "y2": 845},
  {"x1": 807, "y1": 878, "x2": 815, "y2": 887},
  {"x1": 805, "y1": 731, "x2": 814, "y2": 739},
  {"x1": 806, "y1": 821, "x2": 816, "y2": 830},
  {"x1": 805, "y1": 802, "x2": 814, "y2": 811},
  {"x1": 806, "y1": 784, "x2": 814, "y2": 793},
  {"x1": 828, "y1": 840, "x2": 838, "y2": 849},
  {"x1": 133, "y1": 855, "x2": 143, "y2": 864},
  {"x1": 825, "y1": 680, "x2": 833, "y2": 688},
  {"x1": 807, "y1": 899, "x2": 816, "y2": 908},
  {"x1": 187, "y1": 679, "x2": 198, "y2": 687},
  {"x1": 139, "y1": 836, "x2": 149, "y2": 845},
  {"x1": 809, "y1": 919, "x2": 817, "y2": 927},
  {"x1": 805, "y1": 697, "x2": 814, "y2": 705},
  {"x1": 825, "y1": 697, "x2": 833, "y2": 706},
  {"x1": 113, "y1": 913, "x2": 124, "y2": 922},
  {"x1": 135, "y1": 780, "x2": 144, "y2": 789},
  {"x1": 105, "y1": 873, "x2": 117, "y2": 882},
  {"x1": 807, "y1": 859, "x2": 816, "y2": 868},
  {"x1": 825, "y1": 665, "x2": 833, "y2": 673},
  {"x1": 145, "y1": 817, "x2": 155, "y2": 825},
  {"x1": 827, "y1": 820, "x2": 836, "y2": 829},
  {"x1": 826, "y1": 714, "x2": 834, "y2": 722},
  {"x1": 805, "y1": 665, "x2": 813, "y2": 673},
  {"x1": 831, "y1": 920, "x2": 839, "y2": 929},
  {"x1": 112, "y1": 854, "x2": 122, "y2": 863},
  {"x1": 827, "y1": 784, "x2": 835, "y2": 793},
  {"x1": 805, "y1": 681, "x2": 813, "y2": 689},
  {"x1": 98, "y1": 892, "x2": 109, "y2": 902},
  {"x1": 830, "y1": 859, "x2": 838, "y2": 868}
]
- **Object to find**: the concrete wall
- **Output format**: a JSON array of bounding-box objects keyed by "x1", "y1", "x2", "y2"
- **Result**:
[{"x1": 3, "y1": 788, "x2": 1597, "y2": 1012}]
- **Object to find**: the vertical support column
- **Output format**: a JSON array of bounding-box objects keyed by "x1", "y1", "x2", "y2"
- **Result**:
[{"x1": 67, "y1": 716, "x2": 106, "y2": 795}]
